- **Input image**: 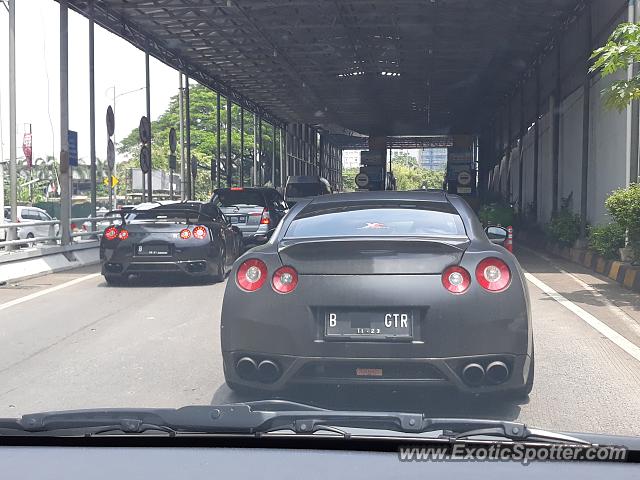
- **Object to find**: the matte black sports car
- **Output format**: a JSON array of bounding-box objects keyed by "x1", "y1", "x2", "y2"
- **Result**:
[
  {"x1": 100, "y1": 202, "x2": 242, "y2": 285},
  {"x1": 221, "y1": 191, "x2": 533, "y2": 396}
]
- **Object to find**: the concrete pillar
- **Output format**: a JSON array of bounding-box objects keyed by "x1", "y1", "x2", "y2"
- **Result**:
[
  {"x1": 580, "y1": 2, "x2": 592, "y2": 237},
  {"x1": 59, "y1": 0, "x2": 71, "y2": 245}
]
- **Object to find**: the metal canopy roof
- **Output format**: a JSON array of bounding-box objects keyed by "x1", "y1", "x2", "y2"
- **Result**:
[{"x1": 67, "y1": 0, "x2": 582, "y2": 136}]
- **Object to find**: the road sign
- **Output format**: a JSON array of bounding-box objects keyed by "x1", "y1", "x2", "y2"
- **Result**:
[
  {"x1": 169, "y1": 154, "x2": 177, "y2": 170},
  {"x1": 103, "y1": 176, "x2": 119, "y2": 187},
  {"x1": 355, "y1": 172, "x2": 369, "y2": 188},
  {"x1": 169, "y1": 127, "x2": 177, "y2": 153},
  {"x1": 191, "y1": 155, "x2": 198, "y2": 178},
  {"x1": 139, "y1": 116, "x2": 151, "y2": 144},
  {"x1": 106, "y1": 106, "x2": 115, "y2": 137},
  {"x1": 68, "y1": 131, "x2": 78, "y2": 167},
  {"x1": 140, "y1": 145, "x2": 151, "y2": 174},
  {"x1": 107, "y1": 139, "x2": 115, "y2": 171},
  {"x1": 457, "y1": 170, "x2": 472, "y2": 186}
]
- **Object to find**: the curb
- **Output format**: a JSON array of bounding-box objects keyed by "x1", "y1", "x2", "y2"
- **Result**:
[
  {"x1": 518, "y1": 232, "x2": 640, "y2": 293},
  {"x1": 0, "y1": 245, "x2": 100, "y2": 284}
]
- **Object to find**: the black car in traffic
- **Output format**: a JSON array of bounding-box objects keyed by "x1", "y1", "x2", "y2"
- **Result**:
[{"x1": 100, "y1": 201, "x2": 242, "y2": 285}]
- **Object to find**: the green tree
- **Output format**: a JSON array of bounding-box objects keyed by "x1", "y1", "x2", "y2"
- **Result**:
[
  {"x1": 390, "y1": 151, "x2": 419, "y2": 168},
  {"x1": 341, "y1": 167, "x2": 359, "y2": 191},
  {"x1": 590, "y1": 23, "x2": 640, "y2": 110},
  {"x1": 118, "y1": 85, "x2": 271, "y2": 200}
]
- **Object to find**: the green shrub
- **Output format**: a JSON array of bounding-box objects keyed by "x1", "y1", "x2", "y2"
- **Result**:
[
  {"x1": 604, "y1": 183, "x2": 640, "y2": 259},
  {"x1": 588, "y1": 223, "x2": 626, "y2": 259},
  {"x1": 547, "y1": 209, "x2": 581, "y2": 246},
  {"x1": 479, "y1": 202, "x2": 514, "y2": 227}
]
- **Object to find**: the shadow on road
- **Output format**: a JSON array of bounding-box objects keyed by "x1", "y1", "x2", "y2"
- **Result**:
[
  {"x1": 96, "y1": 274, "x2": 226, "y2": 289},
  {"x1": 210, "y1": 383, "x2": 523, "y2": 420}
]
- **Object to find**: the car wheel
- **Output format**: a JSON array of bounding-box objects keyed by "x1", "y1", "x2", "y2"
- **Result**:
[
  {"x1": 508, "y1": 346, "x2": 535, "y2": 399},
  {"x1": 210, "y1": 247, "x2": 226, "y2": 283},
  {"x1": 104, "y1": 274, "x2": 128, "y2": 286},
  {"x1": 225, "y1": 380, "x2": 262, "y2": 396}
]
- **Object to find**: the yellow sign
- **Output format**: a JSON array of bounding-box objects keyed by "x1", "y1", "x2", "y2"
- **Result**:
[{"x1": 103, "y1": 176, "x2": 119, "y2": 187}]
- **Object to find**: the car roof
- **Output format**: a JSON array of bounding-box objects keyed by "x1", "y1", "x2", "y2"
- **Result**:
[
  {"x1": 286, "y1": 175, "x2": 324, "y2": 182},
  {"x1": 306, "y1": 190, "x2": 450, "y2": 205},
  {"x1": 214, "y1": 187, "x2": 274, "y2": 192}
]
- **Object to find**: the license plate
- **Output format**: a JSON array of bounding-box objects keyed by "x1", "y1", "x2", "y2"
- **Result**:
[
  {"x1": 136, "y1": 244, "x2": 171, "y2": 256},
  {"x1": 325, "y1": 309, "x2": 413, "y2": 340},
  {"x1": 229, "y1": 216, "x2": 246, "y2": 224}
]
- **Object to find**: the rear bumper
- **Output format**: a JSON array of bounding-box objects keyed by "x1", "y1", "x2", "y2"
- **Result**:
[
  {"x1": 102, "y1": 259, "x2": 214, "y2": 276},
  {"x1": 222, "y1": 351, "x2": 533, "y2": 394},
  {"x1": 101, "y1": 240, "x2": 221, "y2": 277}
]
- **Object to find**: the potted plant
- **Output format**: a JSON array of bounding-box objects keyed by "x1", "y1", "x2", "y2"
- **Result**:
[{"x1": 604, "y1": 184, "x2": 640, "y2": 263}]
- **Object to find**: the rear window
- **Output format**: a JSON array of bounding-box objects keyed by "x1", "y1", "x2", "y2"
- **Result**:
[
  {"x1": 285, "y1": 183, "x2": 324, "y2": 198},
  {"x1": 214, "y1": 190, "x2": 266, "y2": 207},
  {"x1": 285, "y1": 204, "x2": 466, "y2": 238}
]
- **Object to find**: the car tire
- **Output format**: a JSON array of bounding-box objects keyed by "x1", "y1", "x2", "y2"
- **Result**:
[
  {"x1": 225, "y1": 380, "x2": 262, "y2": 396},
  {"x1": 104, "y1": 274, "x2": 128, "y2": 286},
  {"x1": 210, "y1": 247, "x2": 226, "y2": 283},
  {"x1": 508, "y1": 346, "x2": 535, "y2": 399}
]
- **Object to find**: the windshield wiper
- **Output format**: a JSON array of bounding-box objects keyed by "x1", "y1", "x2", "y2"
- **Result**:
[{"x1": 0, "y1": 402, "x2": 594, "y2": 445}]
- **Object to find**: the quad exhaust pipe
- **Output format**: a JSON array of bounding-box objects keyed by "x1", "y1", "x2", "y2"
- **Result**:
[
  {"x1": 461, "y1": 361, "x2": 510, "y2": 386},
  {"x1": 257, "y1": 360, "x2": 280, "y2": 383},
  {"x1": 461, "y1": 363, "x2": 485, "y2": 386},
  {"x1": 485, "y1": 361, "x2": 510, "y2": 384},
  {"x1": 236, "y1": 357, "x2": 258, "y2": 380},
  {"x1": 235, "y1": 357, "x2": 281, "y2": 383}
]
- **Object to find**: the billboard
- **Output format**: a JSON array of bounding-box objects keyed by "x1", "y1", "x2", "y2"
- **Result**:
[{"x1": 128, "y1": 169, "x2": 181, "y2": 193}]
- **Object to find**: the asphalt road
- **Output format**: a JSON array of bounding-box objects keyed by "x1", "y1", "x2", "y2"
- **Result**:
[{"x1": 1, "y1": 247, "x2": 640, "y2": 437}]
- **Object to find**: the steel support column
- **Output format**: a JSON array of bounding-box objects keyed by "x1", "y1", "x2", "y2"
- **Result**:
[
  {"x1": 627, "y1": 0, "x2": 640, "y2": 185},
  {"x1": 145, "y1": 47, "x2": 152, "y2": 201},
  {"x1": 272, "y1": 124, "x2": 276, "y2": 185},
  {"x1": 226, "y1": 97, "x2": 232, "y2": 187},
  {"x1": 59, "y1": 0, "x2": 71, "y2": 246},
  {"x1": 8, "y1": 0, "x2": 17, "y2": 246},
  {"x1": 89, "y1": 0, "x2": 96, "y2": 222},
  {"x1": 179, "y1": 73, "x2": 185, "y2": 200},
  {"x1": 216, "y1": 92, "x2": 221, "y2": 189},
  {"x1": 258, "y1": 117, "x2": 263, "y2": 185},
  {"x1": 551, "y1": 39, "x2": 562, "y2": 214},
  {"x1": 533, "y1": 64, "x2": 540, "y2": 221},
  {"x1": 580, "y1": 3, "x2": 592, "y2": 237},
  {"x1": 518, "y1": 83, "x2": 525, "y2": 214},
  {"x1": 506, "y1": 98, "x2": 512, "y2": 200},
  {"x1": 239, "y1": 106, "x2": 244, "y2": 186},
  {"x1": 211, "y1": 92, "x2": 217, "y2": 192},
  {"x1": 185, "y1": 77, "x2": 191, "y2": 199},
  {"x1": 253, "y1": 114, "x2": 258, "y2": 186}
]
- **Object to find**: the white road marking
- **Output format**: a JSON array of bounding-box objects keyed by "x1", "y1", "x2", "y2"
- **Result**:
[
  {"x1": 524, "y1": 272, "x2": 640, "y2": 363},
  {"x1": 521, "y1": 246, "x2": 640, "y2": 337},
  {"x1": 0, "y1": 273, "x2": 101, "y2": 313}
]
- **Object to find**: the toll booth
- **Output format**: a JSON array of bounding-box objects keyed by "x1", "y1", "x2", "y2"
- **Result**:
[{"x1": 446, "y1": 135, "x2": 479, "y2": 209}]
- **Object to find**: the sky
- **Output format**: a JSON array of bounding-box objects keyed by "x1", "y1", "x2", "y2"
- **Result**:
[{"x1": 0, "y1": 0, "x2": 191, "y2": 168}]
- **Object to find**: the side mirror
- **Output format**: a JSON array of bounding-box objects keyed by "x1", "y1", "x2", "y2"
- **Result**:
[{"x1": 485, "y1": 226, "x2": 508, "y2": 245}]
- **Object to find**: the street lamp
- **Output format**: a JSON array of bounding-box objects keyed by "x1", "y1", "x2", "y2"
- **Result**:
[{"x1": 104, "y1": 85, "x2": 145, "y2": 144}]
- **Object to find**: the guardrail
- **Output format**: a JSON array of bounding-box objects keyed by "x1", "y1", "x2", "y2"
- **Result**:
[{"x1": 0, "y1": 216, "x2": 119, "y2": 249}]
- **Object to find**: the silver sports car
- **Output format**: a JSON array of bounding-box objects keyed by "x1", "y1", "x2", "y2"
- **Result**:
[{"x1": 220, "y1": 191, "x2": 533, "y2": 397}]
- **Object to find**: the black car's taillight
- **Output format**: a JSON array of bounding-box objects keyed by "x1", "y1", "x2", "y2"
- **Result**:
[
  {"x1": 272, "y1": 266, "x2": 298, "y2": 294},
  {"x1": 442, "y1": 266, "x2": 471, "y2": 294},
  {"x1": 475, "y1": 258, "x2": 511, "y2": 292},
  {"x1": 104, "y1": 226, "x2": 118, "y2": 240},
  {"x1": 236, "y1": 259, "x2": 268, "y2": 292}
]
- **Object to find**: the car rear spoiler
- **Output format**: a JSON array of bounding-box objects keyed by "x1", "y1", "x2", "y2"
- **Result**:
[{"x1": 105, "y1": 208, "x2": 216, "y2": 226}]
